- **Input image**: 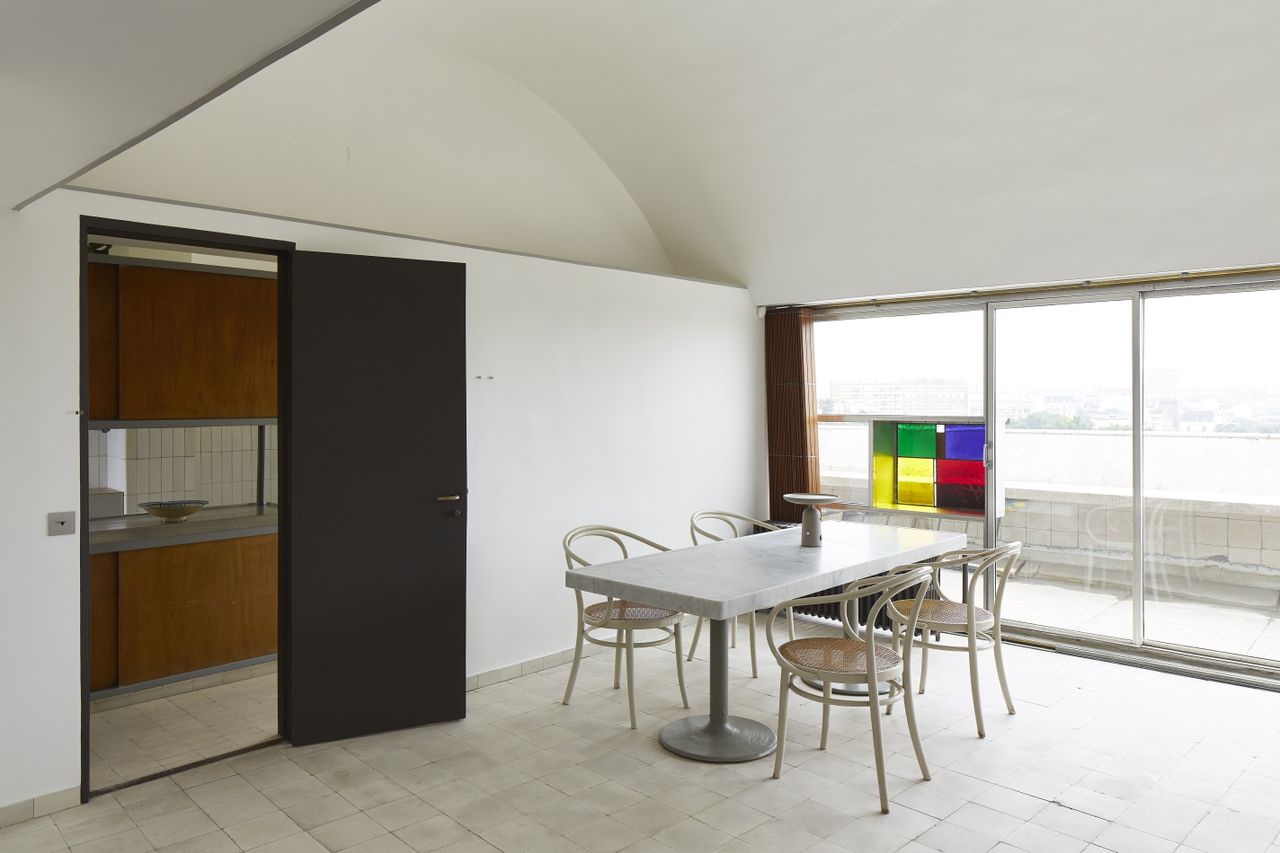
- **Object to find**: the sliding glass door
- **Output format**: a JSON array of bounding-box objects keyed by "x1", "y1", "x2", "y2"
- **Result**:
[
  {"x1": 992, "y1": 300, "x2": 1135, "y2": 640},
  {"x1": 1143, "y1": 289, "x2": 1280, "y2": 660},
  {"x1": 811, "y1": 280, "x2": 1280, "y2": 667}
]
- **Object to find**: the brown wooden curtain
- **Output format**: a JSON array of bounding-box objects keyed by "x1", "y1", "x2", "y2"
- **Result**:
[{"x1": 765, "y1": 307, "x2": 819, "y2": 522}]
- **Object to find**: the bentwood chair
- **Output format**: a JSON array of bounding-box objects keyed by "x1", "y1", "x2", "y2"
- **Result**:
[
  {"x1": 766, "y1": 564, "x2": 933, "y2": 814},
  {"x1": 562, "y1": 525, "x2": 690, "y2": 729},
  {"x1": 687, "y1": 511, "x2": 784, "y2": 678},
  {"x1": 886, "y1": 542, "x2": 1023, "y2": 739}
]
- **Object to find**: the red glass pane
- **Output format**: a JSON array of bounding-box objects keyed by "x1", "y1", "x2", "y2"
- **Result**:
[{"x1": 937, "y1": 459, "x2": 984, "y2": 486}]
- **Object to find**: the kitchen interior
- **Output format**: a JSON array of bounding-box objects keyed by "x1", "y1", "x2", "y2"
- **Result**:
[{"x1": 85, "y1": 235, "x2": 281, "y2": 791}]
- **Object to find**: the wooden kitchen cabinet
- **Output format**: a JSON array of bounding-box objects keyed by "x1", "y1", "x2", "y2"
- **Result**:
[
  {"x1": 117, "y1": 266, "x2": 277, "y2": 419},
  {"x1": 117, "y1": 535, "x2": 278, "y2": 685},
  {"x1": 86, "y1": 263, "x2": 119, "y2": 420},
  {"x1": 89, "y1": 553, "x2": 119, "y2": 690}
]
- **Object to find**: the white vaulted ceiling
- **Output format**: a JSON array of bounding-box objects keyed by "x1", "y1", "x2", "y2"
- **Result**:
[
  {"x1": 39, "y1": 2, "x2": 1280, "y2": 301},
  {"x1": 0, "y1": 0, "x2": 369, "y2": 210}
]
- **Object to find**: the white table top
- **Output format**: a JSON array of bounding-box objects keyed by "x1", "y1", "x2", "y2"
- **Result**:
[{"x1": 564, "y1": 520, "x2": 968, "y2": 620}]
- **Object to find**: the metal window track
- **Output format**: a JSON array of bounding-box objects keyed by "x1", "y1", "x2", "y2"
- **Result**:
[{"x1": 1003, "y1": 628, "x2": 1280, "y2": 692}]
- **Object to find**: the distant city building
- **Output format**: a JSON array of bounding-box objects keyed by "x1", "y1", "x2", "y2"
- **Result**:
[
  {"x1": 1147, "y1": 368, "x2": 1180, "y2": 404},
  {"x1": 999, "y1": 391, "x2": 1037, "y2": 420},
  {"x1": 1179, "y1": 409, "x2": 1220, "y2": 433},
  {"x1": 826, "y1": 379, "x2": 970, "y2": 416}
]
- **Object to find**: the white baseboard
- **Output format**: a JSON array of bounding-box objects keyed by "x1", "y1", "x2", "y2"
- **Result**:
[
  {"x1": 0, "y1": 785, "x2": 80, "y2": 829},
  {"x1": 467, "y1": 641, "x2": 613, "y2": 692}
]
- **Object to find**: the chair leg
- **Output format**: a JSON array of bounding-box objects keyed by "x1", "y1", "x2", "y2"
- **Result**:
[
  {"x1": 613, "y1": 629, "x2": 624, "y2": 689},
  {"x1": 900, "y1": 658, "x2": 931, "y2": 781},
  {"x1": 687, "y1": 616, "x2": 703, "y2": 662},
  {"x1": 885, "y1": 621, "x2": 900, "y2": 717},
  {"x1": 772, "y1": 670, "x2": 790, "y2": 779},
  {"x1": 625, "y1": 629, "x2": 637, "y2": 730},
  {"x1": 787, "y1": 607, "x2": 795, "y2": 641},
  {"x1": 967, "y1": 627, "x2": 985, "y2": 738},
  {"x1": 918, "y1": 631, "x2": 930, "y2": 695},
  {"x1": 866, "y1": 675, "x2": 891, "y2": 814},
  {"x1": 820, "y1": 681, "x2": 832, "y2": 750},
  {"x1": 562, "y1": 619, "x2": 585, "y2": 706},
  {"x1": 993, "y1": 623, "x2": 1016, "y2": 716},
  {"x1": 674, "y1": 622, "x2": 690, "y2": 709},
  {"x1": 748, "y1": 612, "x2": 758, "y2": 679}
]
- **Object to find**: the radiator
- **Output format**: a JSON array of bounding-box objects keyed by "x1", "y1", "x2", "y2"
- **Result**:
[{"x1": 762, "y1": 521, "x2": 942, "y2": 629}]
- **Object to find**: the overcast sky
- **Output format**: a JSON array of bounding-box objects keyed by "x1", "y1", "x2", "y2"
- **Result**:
[{"x1": 815, "y1": 289, "x2": 1280, "y2": 401}]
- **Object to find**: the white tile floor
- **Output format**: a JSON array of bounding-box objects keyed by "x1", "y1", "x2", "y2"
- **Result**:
[
  {"x1": 90, "y1": 672, "x2": 279, "y2": 791},
  {"x1": 8, "y1": 614, "x2": 1280, "y2": 853}
]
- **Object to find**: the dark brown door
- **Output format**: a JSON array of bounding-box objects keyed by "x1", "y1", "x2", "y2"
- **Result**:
[{"x1": 281, "y1": 251, "x2": 467, "y2": 745}]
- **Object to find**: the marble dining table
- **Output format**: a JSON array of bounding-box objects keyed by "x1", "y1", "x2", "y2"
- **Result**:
[{"x1": 563, "y1": 519, "x2": 967, "y2": 763}]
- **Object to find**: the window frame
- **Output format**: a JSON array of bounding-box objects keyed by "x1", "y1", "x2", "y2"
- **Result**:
[{"x1": 808, "y1": 268, "x2": 1280, "y2": 681}]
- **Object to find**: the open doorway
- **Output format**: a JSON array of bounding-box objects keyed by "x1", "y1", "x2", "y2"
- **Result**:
[
  {"x1": 79, "y1": 216, "x2": 470, "y2": 803},
  {"x1": 80, "y1": 220, "x2": 291, "y2": 796}
]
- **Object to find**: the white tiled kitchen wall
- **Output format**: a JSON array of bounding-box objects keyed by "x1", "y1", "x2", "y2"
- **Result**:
[
  {"x1": 87, "y1": 425, "x2": 278, "y2": 514},
  {"x1": 86, "y1": 429, "x2": 127, "y2": 491}
]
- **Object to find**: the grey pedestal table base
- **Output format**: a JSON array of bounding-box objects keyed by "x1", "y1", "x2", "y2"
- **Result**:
[{"x1": 659, "y1": 619, "x2": 776, "y2": 762}]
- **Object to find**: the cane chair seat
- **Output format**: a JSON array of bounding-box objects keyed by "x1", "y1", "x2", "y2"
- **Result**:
[
  {"x1": 888, "y1": 543, "x2": 1025, "y2": 740},
  {"x1": 585, "y1": 600, "x2": 680, "y2": 623},
  {"x1": 778, "y1": 637, "x2": 902, "y2": 676},
  {"x1": 891, "y1": 598, "x2": 994, "y2": 629}
]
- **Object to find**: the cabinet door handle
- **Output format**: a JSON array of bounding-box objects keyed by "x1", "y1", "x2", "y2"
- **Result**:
[{"x1": 436, "y1": 495, "x2": 461, "y2": 501}]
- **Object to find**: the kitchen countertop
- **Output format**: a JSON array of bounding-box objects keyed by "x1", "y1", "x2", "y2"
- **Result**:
[{"x1": 89, "y1": 504, "x2": 278, "y2": 554}]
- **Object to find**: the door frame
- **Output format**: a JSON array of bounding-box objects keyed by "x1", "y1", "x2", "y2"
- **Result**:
[{"x1": 77, "y1": 216, "x2": 295, "y2": 801}]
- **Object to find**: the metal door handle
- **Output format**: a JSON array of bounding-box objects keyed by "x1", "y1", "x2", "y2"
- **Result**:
[{"x1": 437, "y1": 495, "x2": 461, "y2": 501}]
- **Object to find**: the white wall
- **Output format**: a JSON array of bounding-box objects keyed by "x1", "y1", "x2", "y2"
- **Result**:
[{"x1": 0, "y1": 188, "x2": 765, "y2": 808}]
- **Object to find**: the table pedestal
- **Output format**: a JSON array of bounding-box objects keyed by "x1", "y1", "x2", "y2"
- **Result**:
[{"x1": 659, "y1": 618, "x2": 776, "y2": 763}]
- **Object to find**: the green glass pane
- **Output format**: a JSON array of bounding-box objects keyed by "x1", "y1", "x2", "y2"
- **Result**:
[{"x1": 897, "y1": 423, "x2": 936, "y2": 458}]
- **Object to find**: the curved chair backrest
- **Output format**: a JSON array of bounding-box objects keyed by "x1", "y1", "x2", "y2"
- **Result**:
[
  {"x1": 836, "y1": 565, "x2": 935, "y2": 645},
  {"x1": 690, "y1": 511, "x2": 779, "y2": 545},
  {"x1": 563, "y1": 524, "x2": 670, "y2": 571},
  {"x1": 766, "y1": 563, "x2": 933, "y2": 680},
  {"x1": 921, "y1": 542, "x2": 1023, "y2": 622}
]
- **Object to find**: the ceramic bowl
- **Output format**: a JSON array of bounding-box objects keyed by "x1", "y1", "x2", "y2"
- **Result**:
[{"x1": 138, "y1": 499, "x2": 209, "y2": 523}]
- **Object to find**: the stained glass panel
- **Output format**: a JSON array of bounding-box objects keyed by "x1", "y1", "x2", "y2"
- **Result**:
[
  {"x1": 943, "y1": 424, "x2": 985, "y2": 461},
  {"x1": 897, "y1": 423, "x2": 936, "y2": 458},
  {"x1": 897, "y1": 481, "x2": 936, "y2": 506},
  {"x1": 897, "y1": 457, "x2": 935, "y2": 506},
  {"x1": 937, "y1": 459, "x2": 984, "y2": 485}
]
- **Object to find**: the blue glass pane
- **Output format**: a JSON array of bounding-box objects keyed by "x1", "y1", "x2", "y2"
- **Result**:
[{"x1": 943, "y1": 424, "x2": 985, "y2": 460}]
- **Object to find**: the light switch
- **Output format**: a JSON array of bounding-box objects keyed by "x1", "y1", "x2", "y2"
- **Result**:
[{"x1": 48, "y1": 511, "x2": 76, "y2": 536}]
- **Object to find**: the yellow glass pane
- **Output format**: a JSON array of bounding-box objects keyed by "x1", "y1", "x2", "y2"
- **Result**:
[
  {"x1": 897, "y1": 481, "x2": 935, "y2": 506},
  {"x1": 897, "y1": 457, "x2": 934, "y2": 484},
  {"x1": 872, "y1": 421, "x2": 897, "y2": 508},
  {"x1": 897, "y1": 457, "x2": 935, "y2": 506},
  {"x1": 873, "y1": 452, "x2": 895, "y2": 508}
]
